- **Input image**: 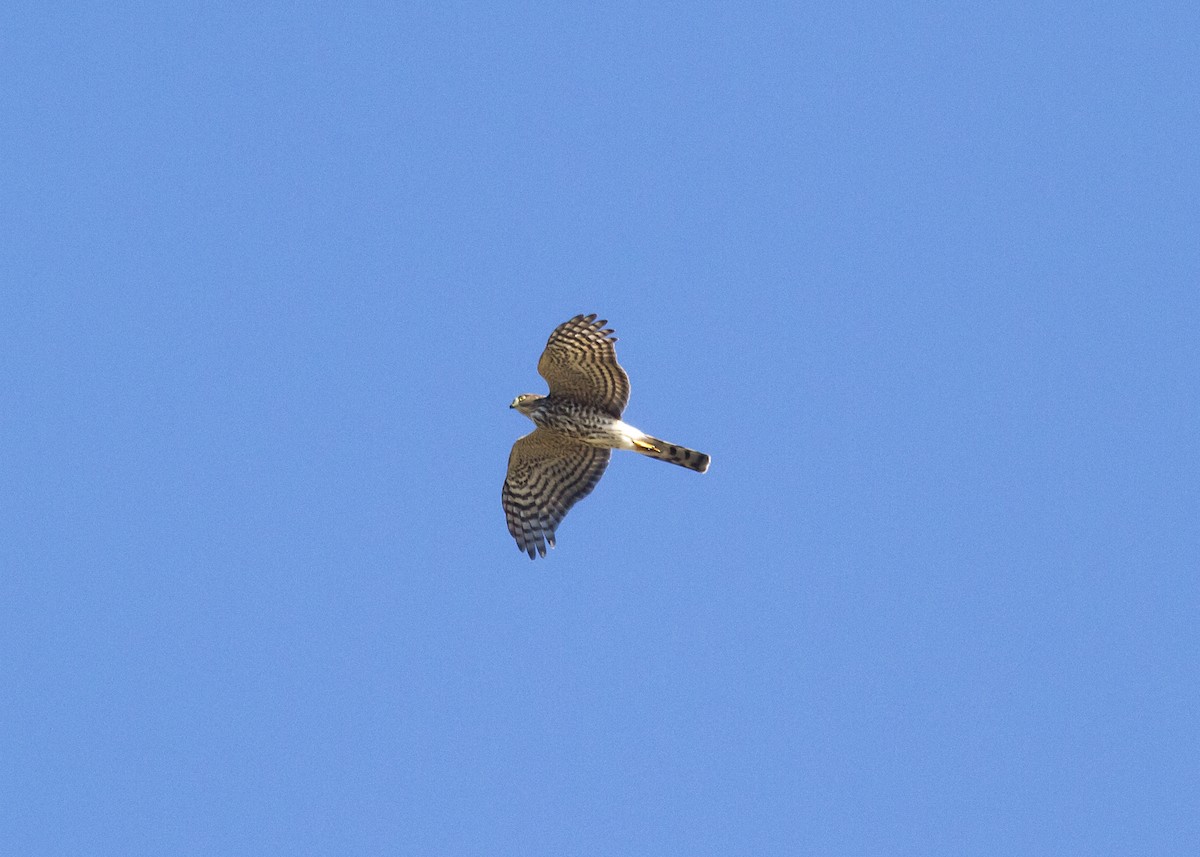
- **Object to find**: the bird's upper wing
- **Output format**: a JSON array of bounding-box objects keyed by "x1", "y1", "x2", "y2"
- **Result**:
[
  {"x1": 537, "y1": 314, "x2": 630, "y2": 417},
  {"x1": 502, "y1": 428, "x2": 611, "y2": 559}
]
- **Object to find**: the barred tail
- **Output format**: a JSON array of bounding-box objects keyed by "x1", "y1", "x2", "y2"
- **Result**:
[{"x1": 636, "y1": 435, "x2": 711, "y2": 473}]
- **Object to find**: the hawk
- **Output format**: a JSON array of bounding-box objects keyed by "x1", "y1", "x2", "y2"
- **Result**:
[{"x1": 503, "y1": 314, "x2": 710, "y2": 559}]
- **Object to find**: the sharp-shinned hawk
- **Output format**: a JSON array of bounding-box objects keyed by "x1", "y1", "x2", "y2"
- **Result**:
[{"x1": 503, "y1": 314, "x2": 710, "y2": 559}]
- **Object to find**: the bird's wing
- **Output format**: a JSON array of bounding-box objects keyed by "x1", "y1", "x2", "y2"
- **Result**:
[
  {"x1": 537, "y1": 314, "x2": 630, "y2": 417},
  {"x1": 502, "y1": 428, "x2": 611, "y2": 559}
]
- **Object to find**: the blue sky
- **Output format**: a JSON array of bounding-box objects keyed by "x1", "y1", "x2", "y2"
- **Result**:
[{"x1": 3, "y1": 2, "x2": 1197, "y2": 854}]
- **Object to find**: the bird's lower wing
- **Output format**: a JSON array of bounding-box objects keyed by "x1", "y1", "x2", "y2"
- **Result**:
[{"x1": 502, "y1": 429, "x2": 611, "y2": 559}]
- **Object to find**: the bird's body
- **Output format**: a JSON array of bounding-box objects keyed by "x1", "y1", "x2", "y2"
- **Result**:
[
  {"x1": 512, "y1": 394, "x2": 626, "y2": 443},
  {"x1": 513, "y1": 393, "x2": 710, "y2": 469},
  {"x1": 503, "y1": 314, "x2": 710, "y2": 559}
]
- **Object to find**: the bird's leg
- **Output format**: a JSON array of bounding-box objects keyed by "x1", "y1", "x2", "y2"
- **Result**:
[{"x1": 633, "y1": 439, "x2": 661, "y2": 453}]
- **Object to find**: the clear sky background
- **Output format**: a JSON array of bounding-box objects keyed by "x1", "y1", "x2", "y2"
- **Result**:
[{"x1": 3, "y1": 2, "x2": 1197, "y2": 854}]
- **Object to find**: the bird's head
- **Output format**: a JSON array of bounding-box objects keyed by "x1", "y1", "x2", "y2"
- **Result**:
[{"x1": 509, "y1": 394, "x2": 545, "y2": 414}]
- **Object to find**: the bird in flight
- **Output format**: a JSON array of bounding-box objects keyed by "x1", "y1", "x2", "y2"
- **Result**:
[{"x1": 503, "y1": 314, "x2": 710, "y2": 559}]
